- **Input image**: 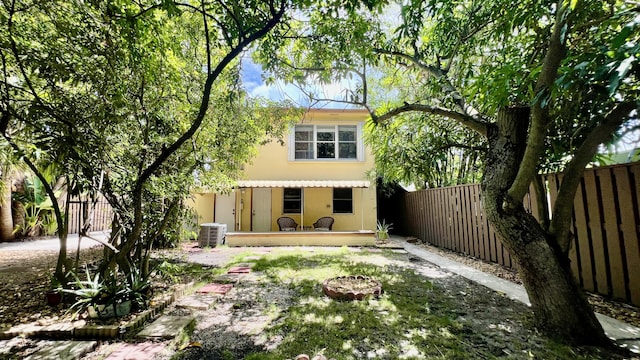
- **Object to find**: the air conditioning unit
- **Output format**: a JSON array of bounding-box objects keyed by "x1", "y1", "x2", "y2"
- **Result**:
[{"x1": 198, "y1": 223, "x2": 227, "y2": 247}]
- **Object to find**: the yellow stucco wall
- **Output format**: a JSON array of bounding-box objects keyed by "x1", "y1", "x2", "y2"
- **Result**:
[
  {"x1": 187, "y1": 193, "x2": 215, "y2": 224},
  {"x1": 189, "y1": 108, "x2": 378, "y2": 233},
  {"x1": 243, "y1": 109, "x2": 375, "y2": 181}
]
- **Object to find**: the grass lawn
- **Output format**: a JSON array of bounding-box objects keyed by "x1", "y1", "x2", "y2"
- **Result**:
[{"x1": 175, "y1": 247, "x2": 626, "y2": 360}]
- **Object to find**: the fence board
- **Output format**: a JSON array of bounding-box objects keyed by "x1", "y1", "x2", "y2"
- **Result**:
[
  {"x1": 63, "y1": 197, "x2": 112, "y2": 234},
  {"x1": 424, "y1": 191, "x2": 431, "y2": 242},
  {"x1": 463, "y1": 186, "x2": 474, "y2": 255},
  {"x1": 584, "y1": 171, "x2": 610, "y2": 295},
  {"x1": 445, "y1": 187, "x2": 454, "y2": 250},
  {"x1": 473, "y1": 186, "x2": 483, "y2": 259},
  {"x1": 439, "y1": 188, "x2": 447, "y2": 247},
  {"x1": 452, "y1": 187, "x2": 462, "y2": 252},
  {"x1": 613, "y1": 166, "x2": 639, "y2": 304},
  {"x1": 572, "y1": 179, "x2": 593, "y2": 290},
  {"x1": 479, "y1": 191, "x2": 489, "y2": 260},
  {"x1": 417, "y1": 191, "x2": 424, "y2": 242},
  {"x1": 442, "y1": 188, "x2": 449, "y2": 248},
  {"x1": 599, "y1": 169, "x2": 626, "y2": 299},
  {"x1": 627, "y1": 164, "x2": 640, "y2": 305},
  {"x1": 547, "y1": 174, "x2": 559, "y2": 212},
  {"x1": 487, "y1": 209, "x2": 496, "y2": 263}
]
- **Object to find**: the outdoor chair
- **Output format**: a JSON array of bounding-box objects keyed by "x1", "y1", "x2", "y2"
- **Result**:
[
  {"x1": 313, "y1": 216, "x2": 334, "y2": 231},
  {"x1": 277, "y1": 216, "x2": 298, "y2": 231}
]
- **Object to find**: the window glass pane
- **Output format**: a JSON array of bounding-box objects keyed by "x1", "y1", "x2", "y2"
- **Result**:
[
  {"x1": 338, "y1": 143, "x2": 357, "y2": 159},
  {"x1": 295, "y1": 143, "x2": 313, "y2": 159},
  {"x1": 283, "y1": 188, "x2": 302, "y2": 213},
  {"x1": 295, "y1": 126, "x2": 313, "y2": 140},
  {"x1": 338, "y1": 126, "x2": 356, "y2": 141},
  {"x1": 333, "y1": 188, "x2": 353, "y2": 213},
  {"x1": 294, "y1": 126, "x2": 314, "y2": 159},
  {"x1": 317, "y1": 131, "x2": 335, "y2": 141},
  {"x1": 317, "y1": 143, "x2": 335, "y2": 158}
]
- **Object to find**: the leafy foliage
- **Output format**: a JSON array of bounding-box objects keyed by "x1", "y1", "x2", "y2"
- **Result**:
[
  {"x1": 0, "y1": 0, "x2": 301, "y2": 298},
  {"x1": 12, "y1": 170, "x2": 61, "y2": 236}
]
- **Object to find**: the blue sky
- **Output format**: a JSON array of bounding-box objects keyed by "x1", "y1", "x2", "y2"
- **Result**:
[
  {"x1": 240, "y1": 55, "x2": 310, "y2": 105},
  {"x1": 240, "y1": 54, "x2": 359, "y2": 109}
]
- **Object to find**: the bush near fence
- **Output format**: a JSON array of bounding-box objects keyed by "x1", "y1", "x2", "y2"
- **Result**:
[{"x1": 403, "y1": 162, "x2": 640, "y2": 307}]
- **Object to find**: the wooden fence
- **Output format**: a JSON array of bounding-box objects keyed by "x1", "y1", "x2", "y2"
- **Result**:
[
  {"x1": 65, "y1": 197, "x2": 113, "y2": 234},
  {"x1": 402, "y1": 162, "x2": 640, "y2": 306}
]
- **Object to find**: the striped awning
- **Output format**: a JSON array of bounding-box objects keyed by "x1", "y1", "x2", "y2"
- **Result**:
[{"x1": 236, "y1": 180, "x2": 370, "y2": 188}]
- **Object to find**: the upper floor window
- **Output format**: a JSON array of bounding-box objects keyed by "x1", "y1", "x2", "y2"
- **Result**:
[{"x1": 290, "y1": 124, "x2": 364, "y2": 161}]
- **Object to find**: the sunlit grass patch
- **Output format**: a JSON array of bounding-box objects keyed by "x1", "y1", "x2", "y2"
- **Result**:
[
  {"x1": 238, "y1": 249, "x2": 469, "y2": 359},
  {"x1": 207, "y1": 248, "x2": 614, "y2": 360}
]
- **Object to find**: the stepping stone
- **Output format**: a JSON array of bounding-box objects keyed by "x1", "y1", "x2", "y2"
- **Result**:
[
  {"x1": 391, "y1": 249, "x2": 408, "y2": 254},
  {"x1": 234, "y1": 262, "x2": 256, "y2": 268},
  {"x1": 213, "y1": 274, "x2": 243, "y2": 284},
  {"x1": 197, "y1": 283, "x2": 234, "y2": 295},
  {"x1": 176, "y1": 294, "x2": 219, "y2": 310},
  {"x1": 243, "y1": 256, "x2": 262, "y2": 261},
  {"x1": 227, "y1": 266, "x2": 251, "y2": 274},
  {"x1": 24, "y1": 340, "x2": 98, "y2": 360},
  {"x1": 104, "y1": 341, "x2": 166, "y2": 360},
  {"x1": 136, "y1": 315, "x2": 195, "y2": 340}
]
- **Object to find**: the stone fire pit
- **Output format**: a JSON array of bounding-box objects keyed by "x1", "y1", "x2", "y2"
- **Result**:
[{"x1": 322, "y1": 275, "x2": 382, "y2": 301}]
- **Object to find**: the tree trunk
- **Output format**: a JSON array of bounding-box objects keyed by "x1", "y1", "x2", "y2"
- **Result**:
[
  {"x1": 481, "y1": 107, "x2": 611, "y2": 346},
  {"x1": 0, "y1": 170, "x2": 14, "y2": 241}
]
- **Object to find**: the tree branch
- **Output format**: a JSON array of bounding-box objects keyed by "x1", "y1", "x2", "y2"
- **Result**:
[
  {"x1": 507, "y1": 2, "x2": 570, "y2": 204},
  {"x1": 136, "y1": 1, "x2": 287, "y2": 190},
  {"x1": 550, "y1": 101, "x2": 637, "y2": 253},
  {"x1": 372, "y1": 103, "x2": 488, "y2": 137},
  {"x1": 374, "y1": 48, "x2": 482, "y2": 117}
]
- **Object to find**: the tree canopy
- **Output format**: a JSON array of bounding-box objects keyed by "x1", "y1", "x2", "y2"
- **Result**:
[{"x1": 0, "y1": 0, "x2": 303, "y2": 283}]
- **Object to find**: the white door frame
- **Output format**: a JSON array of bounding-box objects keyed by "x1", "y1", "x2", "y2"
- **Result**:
[
  {"x1": 252, "y1": 188, "x2": 272, "y2": 232},
  {"x1": 214, "y1": 192, "x2": 236, "y2": 231}
]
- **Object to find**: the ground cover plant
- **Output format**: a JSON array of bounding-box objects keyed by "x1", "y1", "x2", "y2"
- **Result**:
[{"x1": 176, "y1": 247, "x2": 628, "y2": 360}]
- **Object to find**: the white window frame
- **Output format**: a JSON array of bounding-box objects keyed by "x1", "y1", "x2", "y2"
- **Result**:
[{"x1": 288, "y1": 123, "x2": 365, "y2": 161}]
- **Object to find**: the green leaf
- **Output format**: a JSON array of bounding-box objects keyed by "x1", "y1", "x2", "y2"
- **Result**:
[{"x1": 608, "y1": 56, "x2": 635, "y2": 96}]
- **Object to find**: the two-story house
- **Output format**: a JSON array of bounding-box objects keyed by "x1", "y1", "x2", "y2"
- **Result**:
[{"x1": 189, "y1": 108, "x2": 377, "y2": 246}]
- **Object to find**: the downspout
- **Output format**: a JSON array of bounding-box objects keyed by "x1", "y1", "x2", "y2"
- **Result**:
[
  {"x1": 361, "y1": 187, "x2": 364, "y2": 230},
  {"x1": 301, "y1": 188, "x2": 304, "y2": 230},
  {"x1": 237, "y1": 188, "x2": 241, "y2": 231}
]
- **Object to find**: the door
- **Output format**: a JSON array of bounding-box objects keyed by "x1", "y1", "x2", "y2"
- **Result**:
[
  {"x1": 214, "y1": 192, "x2": 236, "y2": 231},
  {"x1": 252, "y1": 188, "x2": 272, "y2": 232}
]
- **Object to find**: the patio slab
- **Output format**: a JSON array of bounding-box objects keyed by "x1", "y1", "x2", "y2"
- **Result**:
[
  {"x1": 213, "y1": 274, "x2": 243, "y2": 284},
  {"x1": 227, "y1": 266, "x2": 252, "y2": 274},
  {"x1": 175, "y1": 294, "x2": 220, "y2": 310},
  {"x1": 234, "y1": 262, "x2": 257, "y2": 268},
  {"x1": 197, "y1": 283, "x2": 234, "y2": 295},
  {"x1": 104, "y1": 341, "x2": 166, "y2": 360},
  {"x1": 136, "y1": 315, "x2": 195, "y2": 340},
  {"x1": 24, "y1": 340, "x2": 98, "y2": 360}
]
